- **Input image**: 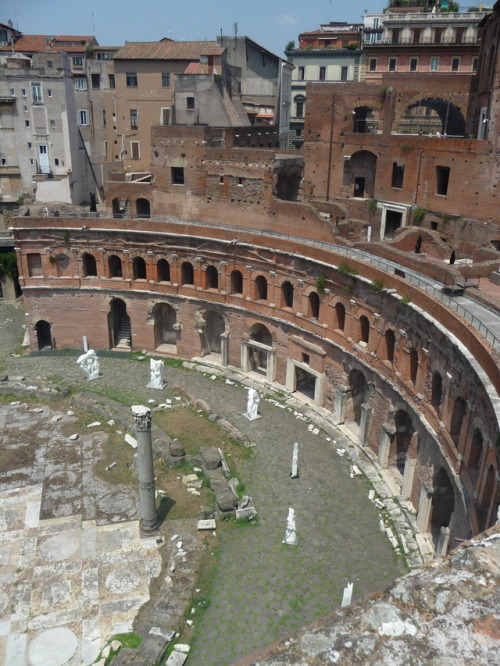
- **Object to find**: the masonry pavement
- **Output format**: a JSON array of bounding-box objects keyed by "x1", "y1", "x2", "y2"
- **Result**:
[{"x1": 0, "y1": 301, "x2": 407, "y2": 665}]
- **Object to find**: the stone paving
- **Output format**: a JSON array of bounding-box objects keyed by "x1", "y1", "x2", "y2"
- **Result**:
[{"x1": 0, "y1": 301, "x2": 410, "y2": 665}]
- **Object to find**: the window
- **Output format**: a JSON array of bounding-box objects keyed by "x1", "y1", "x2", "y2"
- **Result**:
[
  {"x1": 47, "y1": 60, "x2": 53, "y2": 68},
  {"x1": 25, "y1": 120, "x2": 30, "y2": 128},
  {"x1": 451, "y1": 57, "x2": 460, "y2": 72},
  {"x1": 47, "y1": 89, "x2": 52, "y2": 97},
  {"x1": 409, "y1": 57, "x2": 418, "y2": 72},
  {"x1": 436, "y1": 166, "x2": 450, "y2": 195},
  {"x1": 23, "y1": 105, "x2": 28, "y2": 112},
  {"x1": 74, "y1": 77, "x2": 87, "y2": 90},
  {"x1": 341, "y1": 66, "x2": 348, "y2": 81},
  {"x1": 186, "y1": 96, "x2": 195, "y2": 110},
  {"x1": 126, "y1": 72, "x2": 138, "y2": 87},
  {"x1": 50, "y1": 120, "x2": 56, "y2": 129},
  {"x1": 369, "y1": 58, "x2": 377, "y2": 72},
  {"x1": 10, "y1": 88, "x2": 15, "y2": 97},
  {"x1": 298, "y1": 66, "x2": 305, "y2": 80},
  {"x1": 472, "y1": 57, "x2": 479, "y2": 73},
  {"x1": 455, "y1": 28, "x2": 465, "y2": 44},
  {"x1": 27, "y1": 142, "x2": 32, "y2": 149},
  {"x1": 389, "y1": 58, "x2": 397, "y2": 72},
  {"x1": 296, "y1": 101, "x2": 304, "y2": 118},
  {"x1": 72, "y1": 56, "x2": 83, "y2": 67},
  {"x1": 108, "y1": 74, "x2": 115, "y2": 89},
  {"x1": 319, "y1": 66, "x2": 326, "y2": 81},
  {"x1": 434, "y1": 29, "x2": 443, "y2": 44},
  {"x1": 21, "y1": 89, "x2": 26, "y2": 97},
  {"x1": 30, "y1": 159, "x2": 34, "y2": 165},
  {"x1": 392, "y1": 162, "x2": 404, "y2": 188},
  {"x1": 430, "y1": 57, "x2": 439, "y2": 72},
  {"x1": 77, "y1": 109, "x2": 89, "y2": 126},
  {"x1": 171, "y1": 167, "x2": 185, "y2": 184},
  {"x1": 130, "y1": 109, "x2": 138, "y2": 129},
  {"x1": 131, "y1": 141, "x2": 140, "y2": 159},
  {"x1": 102, "y1": 109, "x2": 106, "y2": 126},
  {"x1": 91, "y1": 74, "x2": 100, "y2": 89},
  {"x1": 162, "y1": 72, "x2": 170, "y2": 88},
  {"x1": 31, "y1": 83, "x2": 42, "y2": 103},
  {"x1": 54, "y1": 158, "x2": 59, "y2": 166}
]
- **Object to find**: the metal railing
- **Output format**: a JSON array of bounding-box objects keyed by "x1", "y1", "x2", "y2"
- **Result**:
[{"x1": 24, "y1": 212, "x2": 500, "y2": 349}]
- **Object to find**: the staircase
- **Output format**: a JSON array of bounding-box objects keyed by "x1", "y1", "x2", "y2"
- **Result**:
[{"x1": 115, "y1": 318, "x2": 131, "y2": 350}]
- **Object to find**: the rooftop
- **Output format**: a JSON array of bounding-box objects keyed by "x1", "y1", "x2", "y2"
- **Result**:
[{"x1": 114, "y1": 40, "x2": 224, "y2": 61}]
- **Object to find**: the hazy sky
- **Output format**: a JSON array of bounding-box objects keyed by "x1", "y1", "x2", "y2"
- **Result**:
[{"x1": 3, "y1": 0, "x2": 385, "y2": 57}]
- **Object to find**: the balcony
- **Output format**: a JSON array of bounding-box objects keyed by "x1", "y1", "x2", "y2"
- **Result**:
[{"x1": 382, "y1": 11, "x2": 486, "y2": 23}]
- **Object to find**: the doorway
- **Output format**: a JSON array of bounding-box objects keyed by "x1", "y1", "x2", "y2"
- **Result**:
[
  {"x1": 38, "y1": 145, "x2": 50, "y2": 174},
  {"x1": 35, "y1": 320, "x2": 52, "y2": 350},
  {"x1": 354, "y1": 177, "x2": 365, "y2": 198}
]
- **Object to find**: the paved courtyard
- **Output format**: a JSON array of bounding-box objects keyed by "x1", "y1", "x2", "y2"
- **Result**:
[{"x1": 0, "y1": 301, "x2": 408, "y2": 665}]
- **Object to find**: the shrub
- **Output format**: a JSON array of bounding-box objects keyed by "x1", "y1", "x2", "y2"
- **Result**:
[{"x1": 338, "y1": 263, "x2": 358, "y2": 276}]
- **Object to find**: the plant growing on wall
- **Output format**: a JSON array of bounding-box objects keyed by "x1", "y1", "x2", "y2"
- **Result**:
[
  {"x1": 315, "y1": 274, "x2": 327, "y2": 293},
  {"x1": 371, "y1": 279, "x2": 385, "y2": 291},
  {"x1": 401, "y1": 144, "x2": 414, "y2": 154},
  {"x1": 380, "y1": 86, "x2": 390, "y2": 100},
  {"x1": 441, "y1": 214, "x2": 451, "y2": 224},
  {"x1": 338, "y1": 263, "x2": 358, "y2": 276},
  {"x1": 368, "y1": 199, "x2": 378, "y2": 213},
  {"x1": 400, "y1": 295, "x2": 412, "y2": 305},
  {"x1": 413, "y1": 207, "x2": 426, "y2": 223},
  {"x1": 63, "y1": 231, "x2": 70, "y2": 244}
]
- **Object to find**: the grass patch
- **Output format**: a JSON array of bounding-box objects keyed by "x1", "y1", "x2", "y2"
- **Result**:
[{"x1": 110, "y1": 632, "x2": 142, "y2": 649}]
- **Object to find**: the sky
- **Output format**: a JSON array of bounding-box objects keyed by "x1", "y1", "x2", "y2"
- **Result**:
[{"x1": 2, "y1": 0, "x2": 386, "y2": 57}]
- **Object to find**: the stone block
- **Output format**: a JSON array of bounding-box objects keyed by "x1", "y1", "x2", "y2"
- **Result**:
[
  {"x1": 197, "y1": 519, "x2": 216, "y2": 530},
  {"x1": 200, "y1": 446, "x2": 221, "y2": 470},
  {"x1": 170, "y1": 439, "x2": 185, "y2": 457},
  {"x1": 236, "y1": 507, "x2": 256, "y2": 520},
  {"x1": 165, "y1": 651, "x2": 188, "y2": 666},
  {"x1": 125, "y1": 434, "x2": 137, "y2": 449},
  {"x1": 138, "y1": 635, "x2": 169, "y2": 663},
  {"x1": 216, "y1": 491, "x2": 238, "y2": 512}
]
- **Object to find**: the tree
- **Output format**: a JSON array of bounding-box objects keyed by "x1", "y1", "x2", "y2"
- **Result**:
[{"x1": 285, "y1": 40, "x2": 295, "y2": 51}]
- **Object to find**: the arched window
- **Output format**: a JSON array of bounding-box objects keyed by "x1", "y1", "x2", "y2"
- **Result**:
[
  {"x1": 181, "y1": 261, "x2": 194, "y2": 285},
  {"x1": 309, "y1": 292, "x2": 320, "y2": 319},
  {"x1": 353, "y1": 106, "x2": 376, "y2": 133},
  {"x1": 385, "y1": 329, "x2": 395, "y2": 363},
  {"x1": 108, "y1": 255, "x2": 122, "y2": 278},
  {"x1": 136, "y1": 198, "x2": 151, "y2": 218},
  {"x1": 206, "y1": 265, "x2": 218, "y2": 289},
  {"x1": 431, "y1": 371, "x2": 443, "y2": 411},
  {"x1": 450, "y1": 397, "x2": 466, "y2": 448},
  {"x1": 157, "y1": 259, "x2": 170, "y2": 282},
  {"x1": 112, "y1": 198, "x2": 128, "y2": 218},
  {"x1": 82, "y1": 252, "x2": 97, "y2": 277},
  {"x1": 282, "y1": 281, "x2": 294, "y2": 308},
  {"x1": 255, "y1": 275, "x2": 267, "y2": 300},
  {"x1": 133, "y1": 256, "x2": 146, "y2": 280},
  {"x1": 335, "y1": 302, "x2": 345, "y2": 331},
  {"x1": 231, "y1": 270, "x2": 243, "y2": 294},
  {"x1": 468, "y1": 429, "x2": 483, "y2": 485},
  {"x1": 360, "y1": 315, "x2": 370, "y2": 344}
]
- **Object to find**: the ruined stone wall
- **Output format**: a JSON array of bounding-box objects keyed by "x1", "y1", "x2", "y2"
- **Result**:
[{"x1": 13, "y1": 215, "x2": 500, "y2": 540}]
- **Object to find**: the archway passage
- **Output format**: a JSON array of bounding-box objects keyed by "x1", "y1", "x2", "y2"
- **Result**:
[
  {"x1": 203, "y1": 311, "x2": 225, "y2": 355},
  {"x1": 390, "y1": 410, "x2": 415, "y2": 476},
  {"x1": 35, "y1": 320, "x2": 52, "y2": 350},
  {"x1": 108, "y1": 298, "x2": 131, "y2": 350},
  {"x1": 346, "y1": 368, "x2": 367, "y2": 425},
  {"x1": 248, "y1": 323, "x2": 272, "y2": 374},
  {"x1": 136, "y1": 198, "x2": 151, "y2": 218},
  {"x1": 82, "y1": 253, "x2": 97, "y2": 277},
  {"x1": 112, "y1": 198, "x2": 128, "y2": 218},
  {"x1": 153, "y1": 303, "x2": 177, "y2": 350},
  {"x1": 430, "y1": 467, "x2": 455, "y2": 546},
  {"x1": 396, "y1": 97, "x2": 466, "y2": 136},
  {"x1": 343, "y1": 150, "x2": 377, "y2": 199},
  {"x1": 206, "y1": 265, "x2": 218, "y2": 290}
]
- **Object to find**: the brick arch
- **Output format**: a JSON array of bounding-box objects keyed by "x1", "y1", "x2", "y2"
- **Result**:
[{"x1": 392, "y1": 93, "x2": 467, "y2": 135}]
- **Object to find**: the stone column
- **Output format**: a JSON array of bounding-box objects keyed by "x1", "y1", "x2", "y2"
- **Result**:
[
  {"x1": 132, "y1": 405, "x2": 159, "y2": 536},
  {"x1": 378, "y1": 423, "x2": 396, "y2": 469},
  {"x1": 220, "y1": 333, "x2": 229, "y2": 367},
  {"x1": 401, "y1": 456, "x2": 417, "y2": 501},
  {"x1": 359, "y1": 403, "x2": 372, "y2": 448},
  {"x1": 333, "y1": 385, "x2": 348, "y2": 424},
  {"x1": 435, "y1": 526, "x2": 451, "y2": 560},
  {"x1": 416, "y1": 483, "x2": 434, "y2": 532}
]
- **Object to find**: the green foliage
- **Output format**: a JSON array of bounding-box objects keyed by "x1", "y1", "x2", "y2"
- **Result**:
[
  {"x1": 63, "y1": 231, "x2": 70, "y2": 244},
  {"x1": 371, "y1": 279, "x2": 385, "y2": 291},
  {"x1": 401, "y1": 143, "x2": 414, "y2": 154},
  {"x1": 413, "y1": 207, "x2": 426, "y2": 223},
  {"x1": 315, "y1": 274, "x2": 327, "y2": 293},
  {"x1": 400, "y1": 295, "x2": 411, "y2": 305},
  {"x1": 441, "y1": 214, "x2": 451, "y2": 224},
  {"x1": 380, "y1": 86, "x2": 389, "y2": 99},
  {"x1": 338, "y1": 263, "x2": 358, "y2": 276},
  {"x1": 368, "y1": 199, "x2": 378, "y2": 212},
  {"x1": 0, "y1": 252, "x2": 18, "y2": 279},
  {"x1": 110, "y1": 633, "x2": 142, "y2": 649},
  {"x1": 285, "y1": 40, "x2": 295, "y2": 51},
  {"x1": 345, "y1": 42, "x2": 360, "y2": 51}
]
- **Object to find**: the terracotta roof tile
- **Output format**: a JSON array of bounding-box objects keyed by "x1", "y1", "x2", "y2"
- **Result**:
[
  {"x1": 114, "y1": 40, "x2": 224, "y2": 61},
  {"x1": 0, "y1": 34, "x2": 94, "y2": 53}
]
